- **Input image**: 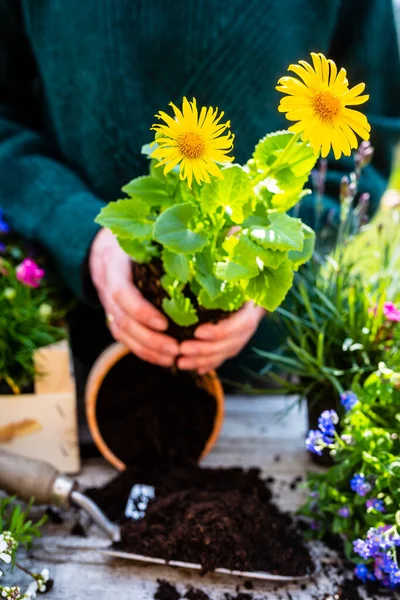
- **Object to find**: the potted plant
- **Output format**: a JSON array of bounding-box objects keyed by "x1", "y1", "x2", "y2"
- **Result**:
[
  {"x1": 302, "y1": 364, "x2": 400, "y2": 589},
  {"x1": 92, "y1": 53, "x2": 371, "y2": 470},
  {"x1": 96, "y1": 53, "x2": 370, "y2": 337},
  {"x1": 95, "y1": 109, "x2": 317, "y2": 337},
  {"x1": 0, "y1": 219, "x2": 78, "y2": 473}
]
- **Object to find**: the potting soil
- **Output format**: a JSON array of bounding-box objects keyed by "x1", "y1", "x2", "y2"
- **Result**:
[
  {"x1": 96, "y1": 353, "x2": 217, "y2": 468},
  {"x1": 87, "y1": 463, "x2": 313, "y2": 576}
]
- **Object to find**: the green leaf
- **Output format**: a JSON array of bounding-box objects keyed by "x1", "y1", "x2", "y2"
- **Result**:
[
  {"x1": 198, "y1": 285, "x2": 244, "y2": 312},
  {"x1": 250, "y1": 213, "x2": 304, "y2": 252},
  {"x1": 153, "y1": 203, "x2": 209, "y2": 253},
  {"x1": 162, "y1": 249, "x2": 191, "y2": 283},
  {"x1": 200, "y1": 165, "x2": 253, "y2": 224},
  {"x1": 288, "y1": 224, "x2": 316, "y2": 268},
  {"x1": 233, "y1": 234, "x2": 287, "y2": 270},
  {"x1": 195, "y1": 272, "x2": 222, "y2": 300},
  {"x1": 118, "y1": 238, "x2": 158, "y2": 263},
  {"x1": 214, "y1": 259, "x2": 259, "y2": 282},
  {"x1": 95, "y1": 199, "x2": 154, "y2": 240},
  {"x1": 122, "y1": 175, "x2": 170, "y2": 205},
  {"x1": 162, "y1": 290, "x2": 199, "y2": 326},
  {"x1": 252, "y1": 131, "x2": 316, "y2": 211},
  {"x1": 253, "y1": 130, "x2": 316, "y2": 177},
  {"x1": 245, "y1": 260, "x2": 294, "y2": 311}
]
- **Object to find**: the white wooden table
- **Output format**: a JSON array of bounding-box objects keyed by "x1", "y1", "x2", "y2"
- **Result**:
[{"x1": 10, "y1": 395, "x2": 393, "y2": 599}]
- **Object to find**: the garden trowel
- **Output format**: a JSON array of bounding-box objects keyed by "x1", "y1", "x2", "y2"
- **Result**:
[{"x1": 0, "y1": 449, "x2": 316, "y2": 582}]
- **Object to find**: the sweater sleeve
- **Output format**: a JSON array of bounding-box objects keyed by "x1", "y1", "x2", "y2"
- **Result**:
[
  {"x1": 0, "y1": 2, "x2": 104, "y2": 300},
  {"x1": 297, "y1": 0, "x2": 400, "y2": 231}
]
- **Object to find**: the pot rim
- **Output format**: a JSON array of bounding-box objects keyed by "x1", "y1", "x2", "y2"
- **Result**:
[{"x1": 85, "y1": 342, "x2": 225, "y2": 471}]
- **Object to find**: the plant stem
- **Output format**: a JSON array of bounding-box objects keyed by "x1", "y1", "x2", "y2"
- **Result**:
[{"x1": 16, "y1": 562, "x2": 35, "y2": 580}]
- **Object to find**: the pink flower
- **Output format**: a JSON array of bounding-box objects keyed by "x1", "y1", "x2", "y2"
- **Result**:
[
  {"x1": 383, "y1": 302, "x2": 400, "y2": 323},
  {"x1": 16, "y1": 258, "x2": 45, "y2": 288}
]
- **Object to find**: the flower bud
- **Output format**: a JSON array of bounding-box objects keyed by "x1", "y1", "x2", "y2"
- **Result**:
[
  {"x1": 39, "y1": 303, "x2": 53, "y2": 320},
  {"x1": 3, "y1": 288, "x2": 16, "y2": 301}
]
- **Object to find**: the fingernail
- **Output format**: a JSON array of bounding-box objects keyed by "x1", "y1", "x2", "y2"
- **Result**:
[
  {"x1": 150, "y1": 318, "x2": 166, "y2": 330},
  {"x1": 195, "y1": 329, "x2": 214, "y2": 340}
]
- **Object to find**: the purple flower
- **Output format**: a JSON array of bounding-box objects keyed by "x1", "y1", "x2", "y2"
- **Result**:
[
  {"x1": 389, "y1": 564, "x2": 400, "y2": 586},
  {"x1": 318, "y1": 410, "x2": 339, "y2": 441},
  {"x1": 366, "y1": 498, "x2": 385, "y2": 513},
  {"x1": 0, "y1": 209, "x2": 9, "y2": 235},
  {"x1": 354, "y1": 538, "x2": 374, "y2": 560},
  {"x1": 366, "y1": 526, "x2": 398, "y2": 552},
  {"x1": 354, "y1": 563, "x2": 375, "y2": 583},
  {"x1": 383, "y1": 302, "x2": 400, "y2": 323},
  {"x1": 305, "y1": 430, "x2": 325, "y2": 456},
  {"x1": 374, "y1": 553, "x2": 400, "y2": 586},
  {"x1": 350, "y1": 473, "x2": 372, "y2": 497},
  {"x1": 16, "y1": 258, "x2": 45, "y2": 288},
  {"x1": 340, "y1": 391, "x2": 358, "y2": 412},
  {"x1": 338, "y1": 506, "x2": 350, "y2": 518},
  {"x1": 310, "y1": 520, "x2": 319, "y2": 531},
  {"x1": 0, "y1": 242, "x2": 5, "y2": 254}
]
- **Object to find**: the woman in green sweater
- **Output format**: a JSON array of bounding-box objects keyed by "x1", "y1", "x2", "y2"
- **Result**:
[{"x1": 0, "y1": 0, "x2": 399, "y2": 385}]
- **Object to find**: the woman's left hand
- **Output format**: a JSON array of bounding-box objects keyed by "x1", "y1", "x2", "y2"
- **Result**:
[{"x1": 178, "y1": 302, "x2": 265, "y2": 374}]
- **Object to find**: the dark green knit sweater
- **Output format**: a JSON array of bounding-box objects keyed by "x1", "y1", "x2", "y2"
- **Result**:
[{"x1": 0, "y1": 0, "x2": 399, "y2": 300}]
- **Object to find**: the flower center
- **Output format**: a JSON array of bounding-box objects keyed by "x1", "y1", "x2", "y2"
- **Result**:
[
  {"x1": 177, "y1": 132, "x2": 206, "y2": 159},
  {"x1": 313, "y1": 90, "x2": 341, "y2": 120}
]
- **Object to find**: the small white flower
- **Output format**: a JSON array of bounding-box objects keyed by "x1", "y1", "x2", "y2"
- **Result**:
[
  {"x1": 0, "y1": 587, "x2": 20, "y2": 600},
  {"x1": 22, "y1": 582, "x2": 37, "y2": 600},
  {"x1": 39, "y1": 569, "x2": 49, "y2": 583},
  {"x1": 0, "y1": 546, "x2": 11, "y2": 565}
]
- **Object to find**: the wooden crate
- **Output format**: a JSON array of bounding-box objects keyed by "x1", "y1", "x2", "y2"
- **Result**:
[{"x1": 0, "y1": 341, "x2": 80, "y2": 473}]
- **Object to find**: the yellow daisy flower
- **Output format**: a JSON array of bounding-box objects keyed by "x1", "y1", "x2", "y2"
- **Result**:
[
  {"x1": 151, "y1": 97, "x2": 234, "y2": 188},
  {"x1": 276, "y1": 53, "x2": 371, "y2": 159}
]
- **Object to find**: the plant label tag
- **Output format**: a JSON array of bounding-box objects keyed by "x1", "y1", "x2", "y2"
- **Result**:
[{"x1": 125, "y1": 484, "x2": 155, "y2": 520}]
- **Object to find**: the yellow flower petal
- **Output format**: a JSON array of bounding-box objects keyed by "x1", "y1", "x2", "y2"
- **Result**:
[
  {"x1": 277, "y1": 53, "x2": 370, "y2": 158},
  {"x1": 311, "y1": 53, "x2": 323, "y2": 79},
  {"x1": 320, "y1": 54, "x2": 330, "y2": 85},
  {"x1": 151, "y1": 97, "x2": 234, "y2": 188},
  {"x1": 328, "y1": 59, "x2": 337, "y2": 87}
]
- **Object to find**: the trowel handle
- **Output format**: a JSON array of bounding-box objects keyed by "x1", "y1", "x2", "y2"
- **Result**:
[{"x1": 0, "y1": 449, "x2": 74, "y2": 506}]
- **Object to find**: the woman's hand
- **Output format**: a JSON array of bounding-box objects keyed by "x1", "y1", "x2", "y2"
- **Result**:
[
  {"x1": 89, "y1": 228, "x2": 180, "y2": 367},
  {"x1": 178, "y1": 302, "x2": 265, "y2": 374}
]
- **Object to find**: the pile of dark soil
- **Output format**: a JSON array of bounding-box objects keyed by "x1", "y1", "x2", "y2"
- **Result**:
[
  {"x1": 96, "y1": 353, "x2": 217, "y2": 468},
  {"x1": 87, "y1": 464, "x2": 312, "y2": 577},
  {"x1": 154, "y1": 580, "x2": 180, "y2": 600},
  {"x1": 185, "y1": 587, "x2": 210, "y2": 600}
]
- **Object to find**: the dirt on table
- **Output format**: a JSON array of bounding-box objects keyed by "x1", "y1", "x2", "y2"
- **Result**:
[
  {"x1": 87, "y1": 463, "x2": 313, "y2": 577},
  {"x1": 154, "y1": 580, "x2": 181, "y2": 600},
  {"x1": 96, "y1": 352, "x2": 217, "y2": 468},
  {"x1": 185, "y1": 587, "x2": 211, "y2": 600}
]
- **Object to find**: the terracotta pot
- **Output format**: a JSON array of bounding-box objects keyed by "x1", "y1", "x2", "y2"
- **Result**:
[{"x1": 85, "y1": 342, "x2": 225, "y2": 470}]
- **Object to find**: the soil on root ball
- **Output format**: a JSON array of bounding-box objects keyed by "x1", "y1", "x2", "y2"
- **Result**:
[
  {"x1": 132, "y1": 259, "x2": 232, "y2": 342},
  {"x1": 87, "y1": 463, "x2": 313, "y2": 577},
  {"x1": 96, "y1": 352, "x2": 217, "y2": 468}
]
